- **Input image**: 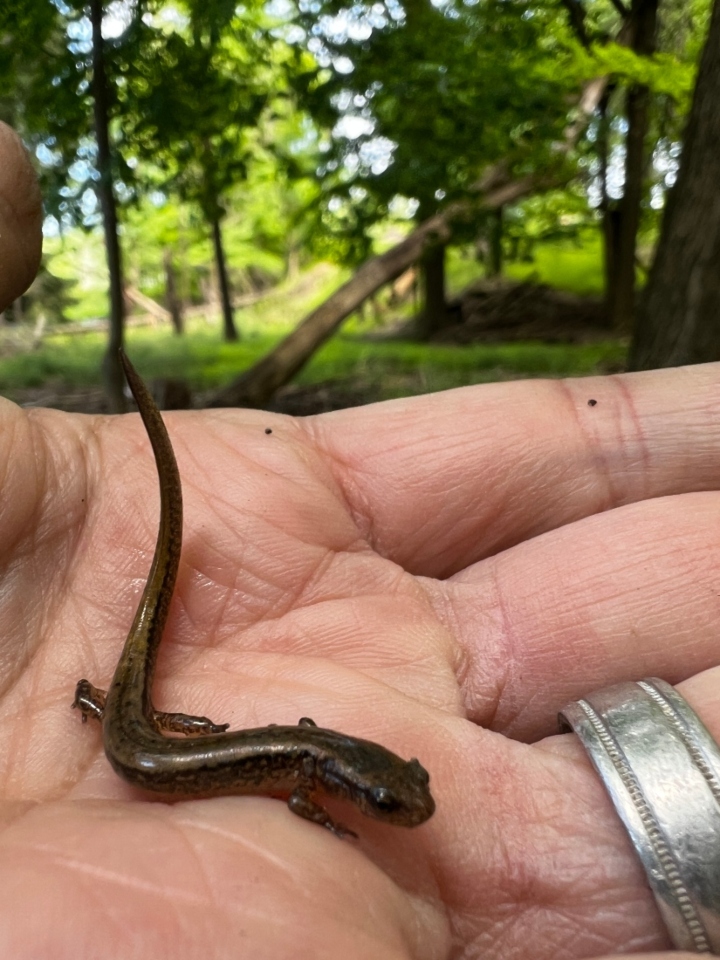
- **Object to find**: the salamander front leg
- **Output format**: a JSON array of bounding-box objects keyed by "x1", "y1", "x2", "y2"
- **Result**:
[
  {"x1": 72, "y1": 679, "x2": 106, "y2": 723},
  {"x1": 288, "y1": 788, "x2": 357, "y2": 840}
]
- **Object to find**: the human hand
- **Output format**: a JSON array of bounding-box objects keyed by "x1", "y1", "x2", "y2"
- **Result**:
[
  {"x1": 0, "y1": 121, "x2": 42, "y2": 312},
  {"x1": 1, "y1": 123, "x2": 717, "y2": 960}
]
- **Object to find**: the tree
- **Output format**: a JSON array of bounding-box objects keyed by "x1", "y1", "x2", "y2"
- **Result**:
[
  {"x1": 1, "y1": 0, "x2": 288, "y2": 381},
  {"x1": 604, "y1": 0, "x2": 659, "y2": 332},
  {"x1": 89, "y1": 0, "x2": 126, "y2": 407},
  {"x1": 557, "y1": 0, "x2": 706, "y2": 333},
  {"x1": 0, "y1": 0, "x2": 143, "y2": 410},
  {"x1": 116, "y1": 6, "x2": 284, "y2": 342},
  {"x1": 209, "y1": 0, "x2": 646, "y2": 408},
  {"x1": 204, "y1": 109, "x2": 610, "y2": 409},
  {"x1": 292, "y1": 0, "x2": 574, "y2": 336},
  {"x1": 629, "y1": 0, "x2": 720, "y2": 368},
  {"x1": 303, "y1": 0, "x2": 708, "y2": 344}
]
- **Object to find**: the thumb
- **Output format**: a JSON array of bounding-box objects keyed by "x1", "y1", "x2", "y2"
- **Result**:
[{"x1": 0, "y1": 121, "x2": 43, "y2": 312}]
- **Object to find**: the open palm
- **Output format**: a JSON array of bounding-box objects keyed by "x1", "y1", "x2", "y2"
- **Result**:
[{"x1": 2, "y1": 121, "x2": 718, "y2": 960}]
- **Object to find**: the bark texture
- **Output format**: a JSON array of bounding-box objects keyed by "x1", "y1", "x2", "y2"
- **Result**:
[{"x1": 629, "y1": 0, "x2": 720, "y2": 369}]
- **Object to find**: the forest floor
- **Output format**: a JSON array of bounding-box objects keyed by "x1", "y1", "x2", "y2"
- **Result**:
[
  {"x1": 4, "y1": 279, "x2": 624, "y2": 415},
  {"x1": 265, "y1": 280, "x2": 620, "y2": 414},
  {"x1": 1, "y1": 232, "x2": 626, "y2": 414},
  {"x1": 439, "y1": 277, "x2": 611, "y2": 345}
]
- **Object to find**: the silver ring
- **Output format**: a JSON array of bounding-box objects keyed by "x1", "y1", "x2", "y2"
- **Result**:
[{"x1": 560, "y1": 678, "x2": 720, "y2": 954}]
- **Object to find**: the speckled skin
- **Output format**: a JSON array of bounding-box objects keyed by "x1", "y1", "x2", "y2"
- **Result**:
[{"x1": 73, "y1": 351, "x2": 435, "y2": 836}]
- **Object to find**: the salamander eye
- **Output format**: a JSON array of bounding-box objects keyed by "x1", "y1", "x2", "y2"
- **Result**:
[{"x1": 371, "y1": 787, "x2": 400, "y2": 813}]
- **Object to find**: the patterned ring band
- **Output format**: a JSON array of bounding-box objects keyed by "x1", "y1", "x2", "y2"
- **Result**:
[{"x1": 560, "y1": 678, "x2": 720, "y2": 954}]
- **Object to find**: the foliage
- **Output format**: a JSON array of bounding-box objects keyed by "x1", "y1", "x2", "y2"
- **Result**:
[
  {"x1": 505, "y1": 228, "x2": 605, "y2": 296},
  {"x1": 115, "y1": 3, "x2": 270, "y2": 220},
  {"x1": 575, "y1": 43, "x2": 696, "y2": 106},
  {"x1": 290, "y1": 0, "x2": 577, "y2": 247},
  {"x1": 275, "y1": 0, "x2": 712, "y2": 272},
  {"x1": 41, "y1": 230, "x2": 110, "y2": 321},
  {"x1": 0, "y1": 0, "x2": 94, "y2": 223},
  {"x1": 500, "y1": 189, "x2": 597, "y2": 261}
]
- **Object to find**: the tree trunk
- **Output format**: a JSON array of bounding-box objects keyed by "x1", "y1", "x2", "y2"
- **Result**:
[
  {"x1": 163, "y1": 249, "x2": 184, "y2": 335},
  {"x1": 629, "y1": 0, "x2": 720, "y2": 369},
  {"x1": 598, "y1": 88, "x2": 620, "y2": 314},
  {"x1": 559, "y1": 0, "x2": 590, "y2": 47},
  {"x1": 90, "y1": 0, "x2": 126, "y2": 412},
  {"x1": 415, "y1": 243, "x2": 448, "y2": 339},
  {"x1": 487, "y1": 207, "x2": 503, "y2": 277},
  {"x1": 608, "y1": 0, "x2": 658, "y2": 331},
  {"x1": 611, "y1": 83, "x2": 650, "y2": 329},
  {"x1": 210, "y1": 213, "x2": 238, "y2": 342}
]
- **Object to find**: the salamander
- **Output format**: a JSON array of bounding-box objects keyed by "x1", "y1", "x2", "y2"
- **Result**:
[{"x1": 73, "y1": 350, "x2": 435, "y2": 837}]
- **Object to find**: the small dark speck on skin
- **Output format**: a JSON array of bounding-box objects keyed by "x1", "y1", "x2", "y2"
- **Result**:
[
  {"x1": 265, "y1": 428, "x2": 273, "y2": 435},
  {"x1": 588, "y1": 399, "x2": 597, "y2": 407}
]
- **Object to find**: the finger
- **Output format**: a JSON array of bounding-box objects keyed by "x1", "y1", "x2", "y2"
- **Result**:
[
  {"x1": 0, "y1": 122, "x2": 43, "y2": 312},
  {"x1": 389, "y1": 700, "x2": 672, "y2": 958},
  {"x1": 311, "y1": 364, "x2": 720, "y2": 577},
  {"x1": 596, "y1": 956, "x2": 696, "y2": 960},
  {"x1": 599, "y1": 957, "x2": 696, "y2": 960},
  {"x1": 427, "y1": 675, "x2": 720, "y2": 957},
  {"x1": 427, "y1": 491, "x2": 720, "y2": 738}
]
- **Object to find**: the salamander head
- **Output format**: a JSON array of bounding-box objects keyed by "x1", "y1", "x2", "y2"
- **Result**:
[
  {"x1": 318, "y1": 740, "x2": 435, "y2": 827},
  {"x1": 358, "y1": 757, "x2": 435, "y2": 826}
]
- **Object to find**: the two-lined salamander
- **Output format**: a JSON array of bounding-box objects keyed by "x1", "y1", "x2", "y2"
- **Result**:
[{"x1": 73, "y1": 350, "x2": 435, "y2": 837}]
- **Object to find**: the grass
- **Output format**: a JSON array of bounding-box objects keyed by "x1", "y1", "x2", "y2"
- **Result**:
[
  {"x1": 505, "y1": 230, "x2": 604, "y2": 296},
  {"x1": 0, "y1": 327, "x2": 274, "y2": 393},
  {"x1": 0, "y1": 230, "x2": 622, "y2": 405},
  {"x1": 0, "y1": 324, "x2": 626, "y2": 407},
  {"x1": 299, "y1": 337, "x2": 626, "y2": 400}
]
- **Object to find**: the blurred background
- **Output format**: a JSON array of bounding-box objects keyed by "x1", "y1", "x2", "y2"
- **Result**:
[{"x1": 0, "y1": 0, "x2": 716, "y2": 413}]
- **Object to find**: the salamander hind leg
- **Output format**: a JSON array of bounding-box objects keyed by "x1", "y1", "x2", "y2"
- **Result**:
[
  {"x1": 287, "y1": 788, "x2": 357, "y2": 840},
  {"x1": 72, "y1": 679, "x2": 106, "y2": 723},
  {"x1": 153, "y1": 710, "x2": 230, "y2": 736}
]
